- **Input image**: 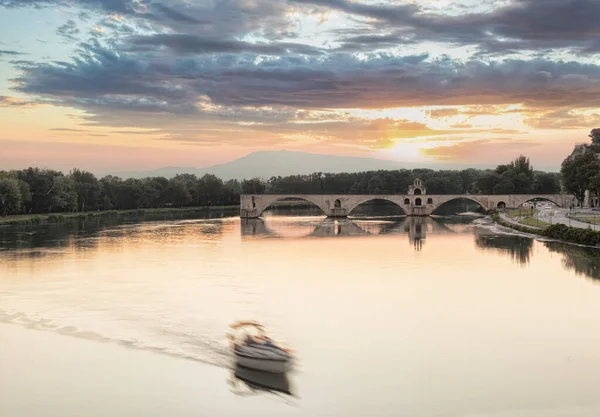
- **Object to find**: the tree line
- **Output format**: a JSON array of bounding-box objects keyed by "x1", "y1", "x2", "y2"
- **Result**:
[
  {"x1": 0, "y1": 169, "x2": 253, "y2": 216},
  {"x1": 261, "y1": 156, "x2": 560, "y2": 196},
  {"x1": 0, "y1": 155, "x2": 562, "y2": 216}
]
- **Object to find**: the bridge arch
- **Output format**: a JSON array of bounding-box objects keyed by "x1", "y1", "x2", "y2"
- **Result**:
[
  {"x1": 347, "y1": 197, "x2": 407, "y2": 216},
  {"x1": 255, "y1": 196, "x2": 329, "y2": 217},
  {"x1": 514, "y1": 196, "x2": 563, "y2": 208},
  {"x1": 431, "y1": 196, "x2": 488, "y2": 215}
]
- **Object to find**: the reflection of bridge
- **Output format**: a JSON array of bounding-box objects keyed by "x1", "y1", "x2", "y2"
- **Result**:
[
  {"x1": 241, "y1": 217, "x2": 455, "y2": 249},
  {"x1": 240, "y1": 193, "x2": 574, "y2": 218}
]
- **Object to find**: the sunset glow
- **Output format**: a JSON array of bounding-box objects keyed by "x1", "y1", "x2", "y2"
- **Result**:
[{"x1": 1, "y1": 0, "x2": 599, "y2": 172}]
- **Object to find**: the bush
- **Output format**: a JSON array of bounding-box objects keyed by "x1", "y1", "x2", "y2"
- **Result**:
[
  {"x1": 543, "y1": 224, "x2": 600, "y2": 246},
  {"x1": 47, "y1": 214, "x2": 65, "y2": 223}
]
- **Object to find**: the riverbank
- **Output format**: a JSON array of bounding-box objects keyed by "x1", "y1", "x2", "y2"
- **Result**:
[
  {"x1": 0, "y1": 205, "x2": 238, "y2": 227},
  {"x1": 493, "y1": 212, "x2": 600, "y2": 247}
]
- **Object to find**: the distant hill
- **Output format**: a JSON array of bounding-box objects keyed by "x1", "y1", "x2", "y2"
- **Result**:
[
  {"x1": 109, "y1": 150, "x2": 514, "y2": 180},
  {"x1": 110, "y1": 150, "x2": 406, "y2": 180}
]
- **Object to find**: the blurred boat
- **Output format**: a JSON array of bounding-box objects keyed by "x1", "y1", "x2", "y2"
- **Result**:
[
  {"x1": 227, "y1": 321, "x2": 293, "y2": 374},
  {"x1": 231, "y1": 364, "x2": 293, "y2": 396}
]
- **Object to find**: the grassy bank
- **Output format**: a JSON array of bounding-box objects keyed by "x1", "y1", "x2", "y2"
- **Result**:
[
  {"x1": 519, "y1": 217, "x2": 551, "y2": 228},
  {"x1": 492, "y1": 212, "x2": 600, "y2": 247},
  {"x1": 504, "y1": 208, "x2": 537, "y2": 219},
  {"x1": 571, "y1": 216, "x2": 600, "y2": 226},
  {"x1": 0, "y1": 206, "x2": 238, "y2": 227}
]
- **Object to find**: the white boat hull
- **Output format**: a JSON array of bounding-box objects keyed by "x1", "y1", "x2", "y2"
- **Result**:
[{"x1": 235, "y1": 354, "x2": 292, "y2": 374}]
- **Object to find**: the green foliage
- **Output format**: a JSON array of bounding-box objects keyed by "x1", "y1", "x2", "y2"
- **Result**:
[
  {"x1": 47, "y1": 214, "x2": 65, "y2": 223},
  {"x1": 561, "y1": 149, "x2": 600, "y2": 203},
  {"x1": 0, "y1": 178, "x2": 22, "y2": 216},
  {"x1": 543, "y1": 224, "x2": 600, "y2": 247},
  {"x1": 475, "y1": 155, "x2": 556, "y2": 194}
]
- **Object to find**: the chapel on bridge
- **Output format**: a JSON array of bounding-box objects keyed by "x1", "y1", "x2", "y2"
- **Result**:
[{"x1": 408, "y1": 178, "x2": 426, "y2": 196}]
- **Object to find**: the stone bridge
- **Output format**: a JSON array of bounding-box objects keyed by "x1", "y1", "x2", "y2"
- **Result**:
[{"x1": 240, "y1": 193, "x2": 575, "y2": 218}]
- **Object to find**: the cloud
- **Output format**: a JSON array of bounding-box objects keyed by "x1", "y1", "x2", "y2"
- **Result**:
[
  {"x1": 0, "y1": 95, "x2": 36, "y2": 107},
  {"x1": 56, "y1": 19, "x2": 80, "y2": 41},
  {"x1": 296, "y1": 0, "x2": 600, "y2": 55},
  {"x1": 11, "y1": 39, "x2": 600, "y2": 137},
  {"x1": 125, "y1": 34, "x2": 323, "y2": 56},
  {"x1": 49, "y1": 127, "x2": 89, "y2": 131},
  {"x1": 0, "y1": 49, "x2": 24, "y2": 57},
  {"x1": 525, "y1": 108, "x2": 600, "y2": 130},
  {"x1": 109, "y1": 130, "x2": 162, "y2": 135},
  {"x1": 3, "y1": 0, "x2": 600, "y2": 156},
  {"x1": 1, "y1": 0, "x2": 296, "y2": 38},
  {"x1": 3, "y1": 0, "x2": 600, "y2": 56}
]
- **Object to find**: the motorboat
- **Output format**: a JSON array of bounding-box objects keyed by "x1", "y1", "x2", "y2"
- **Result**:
[
  {"x1": 230, "y1": 364, "x2": 293, "y2": 396},
  {"x1": 227, "y1": 321, "x2": 293, "y2": 374}
]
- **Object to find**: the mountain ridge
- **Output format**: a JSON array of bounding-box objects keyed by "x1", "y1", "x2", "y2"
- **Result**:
[{"x1": 108, "y1": 150, "x2": 554, "y2": 180}]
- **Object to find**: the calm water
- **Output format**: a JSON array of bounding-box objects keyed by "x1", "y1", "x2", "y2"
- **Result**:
[{"x1": 2, "y1": 212, "x2": 600, "y2": 416}]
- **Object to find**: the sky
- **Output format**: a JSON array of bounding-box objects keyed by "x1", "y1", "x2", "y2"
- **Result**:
[{"x1": 1, "y1": 0, "x2": 600, "y2": 173}]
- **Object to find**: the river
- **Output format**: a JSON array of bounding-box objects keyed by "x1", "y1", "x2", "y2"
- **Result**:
[{"x1": 2, "y1": 210, "x2": 600, "y2": 417}]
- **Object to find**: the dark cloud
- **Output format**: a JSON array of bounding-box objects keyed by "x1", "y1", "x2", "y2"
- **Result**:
[
  {"x1": 57, "y1": 19, "x2": 80, "y2": 41},
  {"x1": 290, "y1": 0, "x2": 419, "y2": 22},
  {"x1": 3, "y1": 0, "x2": 599, "y2": 55},
  {"x1": 296, "y1": 0, "x2": 600, "y2": 55},
  {"x1": 126, "y1": 34, "x2": 323, "y2": 55},
  {"x1": 12, "y1": 40, "x2": 600, "y2": 118},
  {"x1": 0, "y1": 49, "x2": 24, "y2": 56},
  {"x1": 1, "y1": 0, "x2": 295, "y2": 38}
]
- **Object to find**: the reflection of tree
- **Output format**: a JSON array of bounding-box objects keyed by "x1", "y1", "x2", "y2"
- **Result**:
[
  {"x1": 474, "y1": 233, "x2": 534, "y2": 266},
  {"x1": 544, "y1": 241, "x2": 600, "y2": 281},
  {"x1": 0, "y1": 222, "x2": 99, "y2": 253}
]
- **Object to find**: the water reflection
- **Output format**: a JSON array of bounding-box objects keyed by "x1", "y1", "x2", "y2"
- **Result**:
[
  {"x1": 544, "y1": 241, "x2": 600, "y2": 282},
  {"x1": 228, "y1": 365, "x2": 296, "y2": 398},
  {"x1": 473, "y1": 233, "x2": 534, "y2": 266},
  {"x1": 241, "y1": 216, "x2": 468, "y2": 252},
  {"x1": 243, "y1": 217, "x2": 427, "y2": 239}
]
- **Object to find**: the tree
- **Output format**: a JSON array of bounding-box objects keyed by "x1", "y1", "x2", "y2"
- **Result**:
[
  {"x1": 48, "y1": 176, "x2": 78, "y2": 212},
  {"x1": 0, "y1": 178, "x2": 22, "y2": 216},
  {"x1": 70, "y1": 168, "x2": 100, "y2": 211},
  {"x1": 561, "y1": 149, "x2": 600, "y2": 204},
  {"x1": 197, "y1": 174, "x2": 224, "y2": 206},
  {"x1": 241, "y1": 178, "x2": 266, "y2": 194},
  {"x1": 510, "y1": 155, "x2": 533, "y2": 178},
  {"x1": 532, "y1": 172, "x2": 561, "y2": 193},
  {"x1": 475, "y1": 171, "x2": 500, "y2": 194},
  {"x1": 167, "y1": 178, "x2": 192, "y2": 206},
  {"x1": 590, "y1": 128, "x2": 600, "y2": 152}
]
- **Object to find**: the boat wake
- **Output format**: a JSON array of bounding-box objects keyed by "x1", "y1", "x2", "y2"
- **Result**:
[{"x1": 0, "y1": 309, "x2": 234, "y2": 369}]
